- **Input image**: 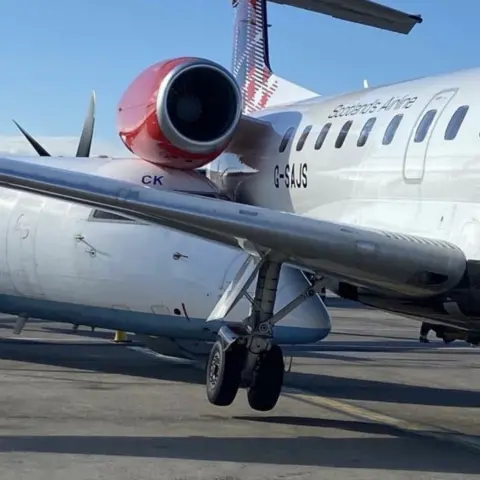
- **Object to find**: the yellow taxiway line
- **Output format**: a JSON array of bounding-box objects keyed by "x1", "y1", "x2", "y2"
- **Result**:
[
  {"x1": 127, "y1": 343, "x2": 480, "y2": 454},
  {"x1": 283, "y1": 387, "x2": 480, "y2": 453}
]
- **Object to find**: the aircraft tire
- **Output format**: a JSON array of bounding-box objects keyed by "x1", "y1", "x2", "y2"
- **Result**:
[
  {"x1": 206, "y1": 340, "x2": 244, "y2": 406},
  {"x1": 247, "y1": 344, "x2": 285, "y2": 412}
]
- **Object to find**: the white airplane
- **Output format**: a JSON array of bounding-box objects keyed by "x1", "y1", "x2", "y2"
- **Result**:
[
  {"x1": 3, "y1": 95, "x2": 331, "y2": 359},
  {"x1": 0, "y1": 0, "x2": 478, "y2": 413}
]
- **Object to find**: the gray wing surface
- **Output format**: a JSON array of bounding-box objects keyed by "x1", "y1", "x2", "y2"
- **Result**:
[
  {"x1": 269, "y1": 0, "x2": 423, "y2": 34},
  {"x1": 0, "y1": 156, "x2": 466, "y2": 297}
]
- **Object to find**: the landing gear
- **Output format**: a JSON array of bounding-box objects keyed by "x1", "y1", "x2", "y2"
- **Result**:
[
  {"x1": 205, "y1": 331, "x2": 286, "y2": 411},
  {"x1": 206, "y1": 340, "x2": 245, "y2": 406},
  {"x1": 205, "y1": 255, "x2": 324, "y2": 412},
  {"x1": 247, "y1": 344, "x2": 284, "y2": 411}
]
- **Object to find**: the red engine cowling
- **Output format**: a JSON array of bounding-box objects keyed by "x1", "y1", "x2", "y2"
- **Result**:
[{"x1": 117, "y1": 57, "x2": 243, "y2": 170}]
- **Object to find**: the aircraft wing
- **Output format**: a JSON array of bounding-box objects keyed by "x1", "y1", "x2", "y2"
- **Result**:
[
  {"x1": 0, "y1": 156, "x2": 466, "y2": 298},
  {"x1": 269, "y1": 0, "x2": 423, "y2": 34}
]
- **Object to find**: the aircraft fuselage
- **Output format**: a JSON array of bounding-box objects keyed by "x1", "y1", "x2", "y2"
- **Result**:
[
  {"x1": 211, "y1": 67, "x2": 480, "y2": 332},
  {"x1": 0, "y1": 156, "x2": 330, "y2": 344}
]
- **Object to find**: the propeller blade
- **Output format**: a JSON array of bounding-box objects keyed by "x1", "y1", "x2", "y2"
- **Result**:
[
  {"x1": 75, "y1": 91, "x2": 96, "y2": 157},
  {"x1": 12, "y1": 120, "x2": 51, "y2": 157}
]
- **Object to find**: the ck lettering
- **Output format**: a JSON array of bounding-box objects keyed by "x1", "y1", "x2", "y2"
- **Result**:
[{"x1": 141, "y1": 175, "x2": 164, "y2": 186}]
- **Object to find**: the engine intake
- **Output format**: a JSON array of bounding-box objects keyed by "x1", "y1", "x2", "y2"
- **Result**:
[
  {"x1": 117, "y1": 57, "x2": 243, "y2": 169},
  {"x1": 162, "y1": 61, "x2": 241, "y2": 148}
]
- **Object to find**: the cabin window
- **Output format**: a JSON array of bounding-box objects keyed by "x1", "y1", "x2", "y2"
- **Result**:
[
  {"x1": 414, "y1": 109, "x2": 437, "y2": 143},
  {"x1": 335, "y1": 120, "x2": 353, "y2": 149},
  {"x1": 91, "y1": 209, "x2": 136, "y2": 222},
  {"x1": 296, "y1": 125, "x2": 312, "y2": 151},
  {"x1": 279, "y1": 127, "x2": 295, "y2": 152},
  {"x1": 444, "y1": 105, "x2": 469, "y2": 141},
  {"x1": 357, "y1": 117, "x2": 377, "y2": 147},
  {"x1": 314, "y1": 123, "x2": 331, "y2": 150},
  {"x1": 382, "y1": 114, "x2": 403, "y2": 145}
]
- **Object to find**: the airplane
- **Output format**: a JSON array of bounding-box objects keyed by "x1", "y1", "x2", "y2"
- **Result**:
[
  {"x1": 0, "y1": 92, "x2": 331, "y2": 360},
  {"x1": 0, "y1": 0, "x2": 479, "y2": 414}
]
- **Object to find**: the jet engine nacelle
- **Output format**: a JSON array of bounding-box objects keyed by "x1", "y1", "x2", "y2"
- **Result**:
[{"x1": 117, "y1": 57, "x2": 243, "y2": 170}]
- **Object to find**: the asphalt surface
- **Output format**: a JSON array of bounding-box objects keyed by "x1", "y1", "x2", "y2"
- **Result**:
[{"x1": 0, "y1": 303, "x2": 478, "y2": 480}]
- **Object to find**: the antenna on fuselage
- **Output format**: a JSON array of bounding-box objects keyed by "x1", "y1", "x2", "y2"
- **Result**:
[{"x1": 363, "y1": 79, "x2": 369, "y2": 89}]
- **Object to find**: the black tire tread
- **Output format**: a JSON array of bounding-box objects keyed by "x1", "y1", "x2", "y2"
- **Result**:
[
  {"x1": 247, "y1": 344, "x2": 284, "y2": 412},
  {"x1": 206, "y1": 341, "x2": 245, "y2": 406}
]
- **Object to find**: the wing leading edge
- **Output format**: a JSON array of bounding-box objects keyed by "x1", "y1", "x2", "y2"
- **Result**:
[{"x1": 0, "y1": 156, "x2": 466, "y2": 298}]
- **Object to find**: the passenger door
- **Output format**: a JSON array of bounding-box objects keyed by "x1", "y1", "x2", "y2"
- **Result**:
[{"x1": 403, "y1": 89, "x2": 458, "y2": 183}]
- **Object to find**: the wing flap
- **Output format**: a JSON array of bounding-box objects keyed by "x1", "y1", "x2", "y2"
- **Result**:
[{"x1": 0, "y1": 156, "x2": 466, "y2": 298}]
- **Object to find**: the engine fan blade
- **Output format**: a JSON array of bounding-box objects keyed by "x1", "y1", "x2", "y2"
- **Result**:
[
  {"x1": 75, "y1": 90, "x2": 96, "y2": 157},
  {"x1": 12, "y1": 120, "x2": 51, "y2": 157}
]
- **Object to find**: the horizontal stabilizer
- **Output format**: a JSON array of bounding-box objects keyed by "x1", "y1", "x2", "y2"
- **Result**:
[{"x1": 269, "y1": 0, "x2": 422, "y2": 34}]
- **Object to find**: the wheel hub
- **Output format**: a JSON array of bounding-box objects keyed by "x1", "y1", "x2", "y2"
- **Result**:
[{"x1": 208, "y1": 351, "x2": 221, "y2": 388}]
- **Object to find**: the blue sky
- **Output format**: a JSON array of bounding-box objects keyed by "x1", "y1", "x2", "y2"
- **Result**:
[{"x1": 0, "y1": 0, "x2": 477, "y2": 156}]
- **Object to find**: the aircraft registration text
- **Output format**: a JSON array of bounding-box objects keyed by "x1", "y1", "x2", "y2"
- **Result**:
[{"x1": 274, "y1": 163, "x2": 307, "y2": 189}]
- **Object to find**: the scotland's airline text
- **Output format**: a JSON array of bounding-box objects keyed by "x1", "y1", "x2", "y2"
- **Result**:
[{"x1": 328, "y1": 95, "x2": 418, "y2": 119}]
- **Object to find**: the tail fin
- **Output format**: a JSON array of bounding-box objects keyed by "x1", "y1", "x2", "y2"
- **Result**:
[{"x1": 232, "y1": 0, "x2": 318, "y2": 114}]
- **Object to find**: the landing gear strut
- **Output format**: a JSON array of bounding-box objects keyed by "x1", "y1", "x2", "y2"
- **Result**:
[{"x1": 205, "y1": 256, "x2": 323, "y2": 412}]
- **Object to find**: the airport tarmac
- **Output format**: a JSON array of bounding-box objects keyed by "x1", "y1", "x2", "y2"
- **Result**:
[{"x1": 0, "y1": 304, "x2": 478, "y2": 480}]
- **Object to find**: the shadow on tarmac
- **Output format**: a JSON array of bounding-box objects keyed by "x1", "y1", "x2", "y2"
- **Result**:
[
  {"x1": 0, "y1": 432, "x2": 477, "y2": 473},
  {"x1": 0, "y1": 337, "x2": 478, "y2": 408}
]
